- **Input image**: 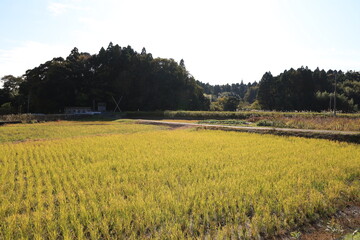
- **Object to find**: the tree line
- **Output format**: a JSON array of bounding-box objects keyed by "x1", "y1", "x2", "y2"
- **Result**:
[
  {"x1": 198, "y1": 67, "x2": 360, "y2": 112},
  {"x1": 0, "y1": 43, "x2": 209, "y2": 114},
  {"x1": 1, "y1": 43, "x2": 360, "y2": 114},
  {"x1": 257, "y1": 67, "x2": 360, "y2": 112}
]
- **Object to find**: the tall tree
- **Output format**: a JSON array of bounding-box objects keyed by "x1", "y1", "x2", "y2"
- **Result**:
[{"x1": 257, "y1": 72, "x2": 275, "y2": 110}]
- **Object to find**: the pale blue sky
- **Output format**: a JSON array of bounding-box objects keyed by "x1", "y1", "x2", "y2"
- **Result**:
[{"x1": 1, "y1": 0, "x2": 360, "y2": 84}]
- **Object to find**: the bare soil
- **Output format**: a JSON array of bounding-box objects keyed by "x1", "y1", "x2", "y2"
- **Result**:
[{"x1": 295, "y1": 204, "x2": 360, "y2": 240}]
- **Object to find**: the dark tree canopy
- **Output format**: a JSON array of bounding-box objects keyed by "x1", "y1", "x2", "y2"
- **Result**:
[
  {"x1": 1, "y1": 44, "x2": 360, "y2": 114},
  {"x1": 257, "y1": 67, "x2": 360, "y2": 112},
  {"x1": 1, "y1": 43, "x2": 209, "y2": 113},
  {"x1": 198, "y1": 67, "x2": 360, "y2": 112}
]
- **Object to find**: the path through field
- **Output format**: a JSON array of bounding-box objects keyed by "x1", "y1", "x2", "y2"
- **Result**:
[
  {"x1": 136, "y1": 119, "x2": 360, "y2": 135},
  {"x1": 137, "y1": 119, "x2": 360, "y2": 143}
]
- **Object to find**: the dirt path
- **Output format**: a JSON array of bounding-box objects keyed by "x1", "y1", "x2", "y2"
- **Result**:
[
  {"x1": 137, "y1": 119, "x2": 360, "y2": 143},
  {"x1": 137, "y1": 119, "x2": 360, "y2": 136}
]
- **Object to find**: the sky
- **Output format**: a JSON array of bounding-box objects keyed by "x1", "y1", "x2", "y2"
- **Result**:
[{"x1": 1, "y1": 0, "x2": 360, "y2": 85}]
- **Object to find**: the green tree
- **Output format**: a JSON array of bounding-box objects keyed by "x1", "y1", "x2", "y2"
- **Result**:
[
  {"x1": 257, "y1": 72, "x2": 275, "y2": 110},
  {"x1": 244, "y1": 85, "x2": 258, "y2": 104},
  {"x1": 1, "y1": 75, "x2": 24, "y2": 98},
  {"x1": 216, "y1": 96, "x2": 240, "y2": 111}
]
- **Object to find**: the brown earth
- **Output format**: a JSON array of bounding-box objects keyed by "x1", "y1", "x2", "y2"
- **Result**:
[{"x1": 293, "y1": 204, "x2": 360, "y2": 240}]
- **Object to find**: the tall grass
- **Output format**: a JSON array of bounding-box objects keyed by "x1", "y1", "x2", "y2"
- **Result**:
[
  {"x1": 0, "y1": 114, "x2": 86, "y2": 123},
  {"x1": 126, "y1": 111, "x2": 360, "y2": 131},
  {"x1": 159, "y1": 110, "x2": 360, "y2": 119}
]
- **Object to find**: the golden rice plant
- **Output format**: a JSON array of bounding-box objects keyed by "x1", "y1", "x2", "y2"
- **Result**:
[
  {"x1": 0, "y1": 122, "x2": 359, "y2": 239},
  {"x1": 0, "y1": 120, "x2": 164, "y2": 143}
]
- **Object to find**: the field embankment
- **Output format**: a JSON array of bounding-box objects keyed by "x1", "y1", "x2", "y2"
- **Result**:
[
  {"x1": 2, "y1": 111, "x2": 360, "y2": 132},
  {"x1": 137, "y1": 119, "x2": 360, "y2": 144},
  {"x1": 125, "y1": 110, "x2": 360, "y2": 120},
  {"x1": 126, "y1": 111, "x2": 360, "y2": 132},
  {"x1": 0, "y1": 114, "x2": 88, "y2": 124}
]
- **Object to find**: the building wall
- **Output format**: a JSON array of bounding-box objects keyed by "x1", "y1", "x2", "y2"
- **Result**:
[{"x1": 64, "y1": 107, "x2": 92, "y2": 114}]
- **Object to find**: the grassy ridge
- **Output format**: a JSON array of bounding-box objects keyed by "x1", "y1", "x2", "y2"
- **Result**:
[
  {"x1": 197, "y1": 118, "x2": 360, "y2": 132},
  {"x1": 126, "y1": 111, "x2": 360, "y2": 131},
  {"x1": 0, "y1": 114, "x2": 87, "y2": 123},
  {"x1": 125, "y1": 110, "x2": 360, "y2": 120},
  {"x1": 0, "y1": 122, "x2": 359, "y2": 239},
  {"x1": 2, "y1": 111, "x2": 360, "y2": 131}
]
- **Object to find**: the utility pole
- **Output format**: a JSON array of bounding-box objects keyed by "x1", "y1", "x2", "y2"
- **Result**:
[{"x1": 333, "y1": 73, "x2": 337, "y2": 116}]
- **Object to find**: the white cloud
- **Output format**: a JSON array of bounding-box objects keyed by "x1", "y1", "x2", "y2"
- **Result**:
[
  {"x1": 48, "y1": 2, "x2": 70, "y2": 16},
  {"x1": 47, "y1": 0, "x2": 85, "y2": 16}
]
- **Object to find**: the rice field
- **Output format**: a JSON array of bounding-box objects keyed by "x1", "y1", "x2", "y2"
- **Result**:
[
  {"x1": 0, "y1": 121, "x2": 359, "y2": 239},
  {"x1": 0, "y1": 120, "x2": 164, "y2": 143}
]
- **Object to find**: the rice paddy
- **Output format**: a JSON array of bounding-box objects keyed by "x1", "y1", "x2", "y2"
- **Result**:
[{"x1": 0, "y1": 120, "x2": 359, "y2": 239}]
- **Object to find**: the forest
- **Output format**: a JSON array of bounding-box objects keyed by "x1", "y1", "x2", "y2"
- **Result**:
[
  {"x1": 199, "y1": 67, "x2": 360, "y2": 112},
  {"x1": 1, "y1": 42, "x2": 360, "y2": 114},
  {"x1": 0, "y1": 43, "x2": 209, "y2": 114},
  {"x1": 256, "y1": 67, "x2": 360, "y2": 112}
]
